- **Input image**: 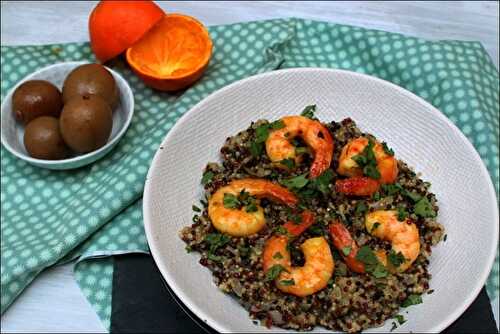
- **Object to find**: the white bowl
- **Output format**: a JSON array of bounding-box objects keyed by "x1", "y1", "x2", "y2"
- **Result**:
[
  {"x1": 0, "y1": 61, "x2": 134, "y2": 170},
  {"x1": 143, "y1": 68, "x2": 498, "y2": 333}
]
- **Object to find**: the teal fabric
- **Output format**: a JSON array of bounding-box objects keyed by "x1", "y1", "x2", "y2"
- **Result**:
[{"x1": 1, "y1": 18, "x2": 498, "y2": 330}]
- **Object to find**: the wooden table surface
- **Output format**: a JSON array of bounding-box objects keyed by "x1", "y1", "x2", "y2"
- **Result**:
[{"x1": 1, "y1": 1, "x2": 498, "y2": 332}]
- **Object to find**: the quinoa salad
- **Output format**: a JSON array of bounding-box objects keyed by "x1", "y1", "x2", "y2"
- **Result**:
[{"x1": 180, "y1": 105, "x2": 445, "y2": 332}]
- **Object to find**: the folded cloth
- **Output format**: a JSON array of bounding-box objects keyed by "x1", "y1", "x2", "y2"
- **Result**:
[{"x1": 1, "y1": 18, "x2": 498, "y2": 331}]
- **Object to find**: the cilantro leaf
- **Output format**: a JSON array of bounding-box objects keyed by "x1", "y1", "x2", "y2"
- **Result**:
[
  {"x1": 414, "y1": 197, "x2": 436, "y2": 218},
  {"x1": 300, "y1": 104, "x2": 316, "y2": 119},
  {"x1": 201, "y1": 171, "x2": 214, "y2": 185},
  {"x1": 402, "y1": 294, "x2": 423, "y2": 307},
  {"x1": 265, "y1": 264, "x2": 288, "y2": 281}
]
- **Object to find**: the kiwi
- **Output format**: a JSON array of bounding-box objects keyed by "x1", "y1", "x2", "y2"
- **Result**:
[
  {"x1": 13, "y1": 80, "x2": 63, "y2": 124},
  {"x1": 60, "y1": 95, "x2": 113, "y2": 153},
  {"x1": 62, "y1": 63, "x2": 118, "y2": 108},
  {"x1": 24, "y1": 116, "x2": 69, "y2": 160}
]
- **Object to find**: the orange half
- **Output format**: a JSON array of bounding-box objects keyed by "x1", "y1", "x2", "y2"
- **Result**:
[{"x1": 126, "y1": 14, "x2": 213, "y2": 91}]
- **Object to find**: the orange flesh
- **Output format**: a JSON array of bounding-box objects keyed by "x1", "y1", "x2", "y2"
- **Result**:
[{"x1": 126, "y1": 14, "x2": 212, "y2": 79}]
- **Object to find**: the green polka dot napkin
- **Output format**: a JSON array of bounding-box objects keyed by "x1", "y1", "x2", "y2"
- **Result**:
[{"x1": 1, "y1": 18, "x2": 498, "y2": 330}]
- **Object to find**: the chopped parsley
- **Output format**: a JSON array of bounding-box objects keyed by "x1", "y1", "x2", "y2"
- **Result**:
[
  {"x1": 355, "y1": 245, "x2": 388, "y2": 278},
  {"x1": 352, "y1": 140, "x2": 381, "y2": 180},
  {"x1": 310, "y1": 169, "x2": 334, "y2": 195},
  {"x1": 192, "y1": 205, "x2": 201, "y2": 212},
  {"x1": 281, "y1": 173, "x2": 309, "y2": 190},
  {"x1": 402, "y1": 294, "x2": 423, "y2": 307},
  {"x1": 382, "y1": 142, "x2": 395, "y2": 156},
  {"x1": 355, "y1": 201, "x2": 368, "y2": 215},
  {"x1": 288, "y1": 212, "x2": 302, "y2": 224},
  {"x1": 280, "y1": 158, "x2": 295, "y2": 169},
  {"x1": 223, "y1": 193, "x2": 240, "y2": 209},
  {"x1": 273, "y1": 252, "x2": 283, "y2": 259},
  {"x1": 201, "y1": 171, "x2": 214, "y2": 185},
  {"x1": 280, "y1": 279, "x2": 295, "y2": 286},
  {"x1": 249, "y1": 140, "x2": 263, "y2": 156},
  {"x1": 204, "y1": 233, "x2": 230, "y2": 261},
  {"x1": 381, "y1": 183, "x2": 400, "y2": 196},
  {"x1": 341, "y1": 246, "x2": 352, "y2": 256},
  {"x1": 300, "y1": 104, "x2": 316, "y2": 119},
  {"x1": 308, "y1": 224, "x2": 324, "y2": 236},
  {"x1": 394, "y1": 314, "x2": 406, "y2": 325},
  {"x1": 265, "y1": 264, "x2": 288, "y2": 281},
  {"x1": 388, "y1": 250, "x2": 406, "y2": 268},
  {"x1": 238, "y1": 245, "x2": 250, "y2": 257},
  {"x1": 274, "y1": 225, "x2": 290, "y2": 236},
  {"x1": 373, "y1": 192, "x2": 381, "y2": 201},
  {"x1": 397, "y1": 206, "x2": 408, "y2": 221},
  {"x1": 250, "y1": 120, "x2": 284, "y2": 157},
  {"x1": 371, "y1": 222, "x2": 380, "y2": 232},
  {"x1": 414, "y1": 197, "x2": 436, "y2": 218}
]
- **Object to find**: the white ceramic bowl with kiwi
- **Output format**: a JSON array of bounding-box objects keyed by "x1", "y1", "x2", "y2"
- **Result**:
[{"x1": 0, "y1": 61, "x2": 134, "y2": 170}]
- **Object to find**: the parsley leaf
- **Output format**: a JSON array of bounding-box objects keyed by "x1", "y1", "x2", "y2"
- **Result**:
[
  {"x1": 402, "y1": 294, "x2": 423, "y2": 307},
  {"x1": 355, "y1": 246, "x2": 379, "y2": 265},
  {"x1": 363, "y1": 164, "x2": 381, "y2": 179},
  {"x1": 280, "y1": 158, "x2": 295, "y2": 169},
  {"x1": 397, "y1": 206, "x2": 408, "y2": 221},
  {"x1": 371, "y1": 222, "x2": 380, "y2": 232},
  {"x1": 308, "y1": 224, "x2": 324, "y2": 236},
  {"x1": 388, "y1": 250, "x2": 406, "y2": 268},
  {"x1": 342, "y1": 246, "x2": 352, "y2": 256},
  {"x1": 265, "y1": 264, "x2": 288, "y2": 281},
  {"x1": 394, "y1": 314, "x2": 406, "y2": 325},
  {"x1": 300, "y1": 104, "x2": 316, "y2": 119},
  {"x1": 249, "y1": 141, "x2": 263, "y2": 157},
  {"x1": 201, "y1": 171, "x2": 214, "y2": 185},
  {"x1": 381, "y1": 184, "x2": 400, "y2": 196},
  {"x1": 281, "y1": 173, "x2": 309, "y2": 190},
  {"x1": 204, "y1": 233, "x2": 230, "y2": 256},
  {"x1": 351, "y1": 140, "x2": 381, "y2": 180},
  {"x1": 274, "y1": 226, "x2": 290, "y2": 236},
  {"x1": 245, "y1": 202, "x2": 258, "y2": 212},
  {"x1": 270, "y1": 120, "x2": 285, "y2": 130},
  {"x1": 355, "y1": 201, "x2": 368, "y2": 215},
  {"x1": 273, "y1": 252, "x2": 283, "y2": 259},
  {"x1": 288, "y1": 213, "x2": 302, "y2": 224},
  {"x1": 414, "y1": 197, "x2": 436, "y2": 218},
  {"x1": 223, "y1": 193, "x2": 240, "y2": 209},
  {"x1": 255, "y1": 124, "x2": 270, "y2": 143},
  {"x1": 310, "y1": 169, "x2": 334, "y2": 195},
  {"x1": 192, "y1": 205, "x2": 201, "y2": 212},
  {"x1": 382, "y1": 142, "x2": 395, "y2": 156},
  {"x1": 371, "y1": 263, "x2": 389, "y2": 278},
  {"x1": 280, "y1": 279, "x2": 295, "y2": 286}
]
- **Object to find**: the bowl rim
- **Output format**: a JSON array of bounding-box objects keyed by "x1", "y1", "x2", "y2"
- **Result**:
[
  {"x1": 143, "y1": 67, "x2": 499, "y2": 333},
  {"x1": 0, "y1": 60, "x2": 135, "y2": 167}
]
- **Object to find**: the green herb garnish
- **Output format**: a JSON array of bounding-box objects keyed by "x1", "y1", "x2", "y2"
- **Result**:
[
  {"x1": 310, "y1": 169, "x2": 334, "y2": 195},
  {"x1": 281, "y1": 173, "x2": 309, "y2": 190},
  {"x1": 192, "y1": 205, "x2": 201, "y2": 212},
  {"x1": 382, "y1": 142, "x2": 395, "y2": 156},
  {"x1": 352, "y1": 140, "x2": 381, "y2": 180},
  {"x1": 402, "y1": 294, "x2": 423, "y2": 307},
  {"x1": 355, "y1": 246, "x2": 379, "y2": 265},
  {"x1": 270, "y1": 120, "x2": 285, "y2": 130},
  {"x1": 341, "y1": 246, "x2": 352, "y2": 256},
  {"x1": 394, "y1": 314, "x2": 406, "y2": 325},
  {"x1": 373, "y1": 192, "x2": 381, "y2": 201},
  {"x1": 265, "y1": 264, "x2": 288, "y2": 281},
  {"x1": 355, "y1": 201, "x2": 368, "y2": 215},
  {"x1": 201, "y1": 171, "x2": 214, "y2": 185},
  {"x1": 280, "y1": 279, "x2": 295, "y2": 286},
  {"x1": 300, "y1": 104, "x2": 316, "y2": 119},
  {"x1": 363, "y1": 164, "x2": 381, "y2": 179},
  {"x1": 397, "y1": 206, "x2": 408, "y2": 221},
  {"x1": 273, "y1": 252, "x2": 283, "y2": 259},
  {"x1": 295, "y1": 147, "x2": 309, "y2": 155},
  {"x1": 371, "y1": 222, "x2": 380, "y2": 232},
  {"x1": 249, "y1": 141, "x2": 263, "y2": 157},
  {"x1": 274, "y1": 226, "x2": 290, "y2": 236},
  {"x1": 204, "y1": 233, "x2": 230, "y2": 254},
  {"x1": 280, "y1": 158, "x2": 295, "y2": 169},
  {"x1": 388, "y1": 250, "x2": 406, "y2": 268},
  {"x1": 372, "y1": 263, "x2": 389, "y2": 278},
  {"x1": 223, "y1": 193, "x2": 240, "y2": 209},
  {"x1": 414, "y1": 197, "x2": 436, "y2": 218}
]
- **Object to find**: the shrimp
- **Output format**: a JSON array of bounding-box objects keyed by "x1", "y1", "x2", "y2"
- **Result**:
[
  {"x1": 335, "y1": 137, "x2": 398, "y2": 196},
  {"x1": 329, "y1": 212, "x2": 419, "y2": 273},
  {"x1": 365, "y1": 210, "x2": 420, "y2": 272},
  {"x1": 265, "y1": 116, "x2": 334, "y2": 178},
  {"x1": 262, "y1": 211, "x2": 334, "y2": 297},
  {"x1": 208, "y1": 178, "x2": 297, "y2": 236}
]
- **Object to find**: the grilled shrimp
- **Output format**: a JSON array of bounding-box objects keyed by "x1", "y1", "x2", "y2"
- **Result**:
[
  {"x1": 329, "y1": 210, "x2": 420, "y2": 273},
  {"x1": 208, "y1": 179, "x2": 297, "y2": 236},
  {"x1": 262, "y1": 211, "x2": 334, "y2": 297},
  {"x1": 335, "y1": 137, "x2": 398, "y2": 196},
  {"x1": 365, "y1": 210, "x2": 420, "y2": 272},
  {"x1": 265, "y1": 116, "x2": 334, "y2": 178}
]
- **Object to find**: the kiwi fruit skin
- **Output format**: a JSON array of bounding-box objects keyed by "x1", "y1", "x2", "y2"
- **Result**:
[
  {"x1": 62, "y1": 64, "x2": 118, "y2": 108},
  {"x1": 24, "y1": 116, "x2": 69, "y2": 160},
  {"x1": 60, "y1": 95, "x2": 113, "y2": 153},
  {"x1": 13, "y1": 80, "x2": 63, "y2": 124}
]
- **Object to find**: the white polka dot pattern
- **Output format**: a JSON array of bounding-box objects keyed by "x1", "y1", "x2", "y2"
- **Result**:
[{"x1": 0, "y1": 18, "x2": 498, "y2": 329}]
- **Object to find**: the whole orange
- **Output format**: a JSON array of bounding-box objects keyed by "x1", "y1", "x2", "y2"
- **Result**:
[{"x1": 89, "y1": 0, "x2": 165, "y2": 63}]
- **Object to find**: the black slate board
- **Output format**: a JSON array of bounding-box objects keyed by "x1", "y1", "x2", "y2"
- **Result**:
[{"x1": 110, "y1": 254, "x2": 497, "y2": 333}]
